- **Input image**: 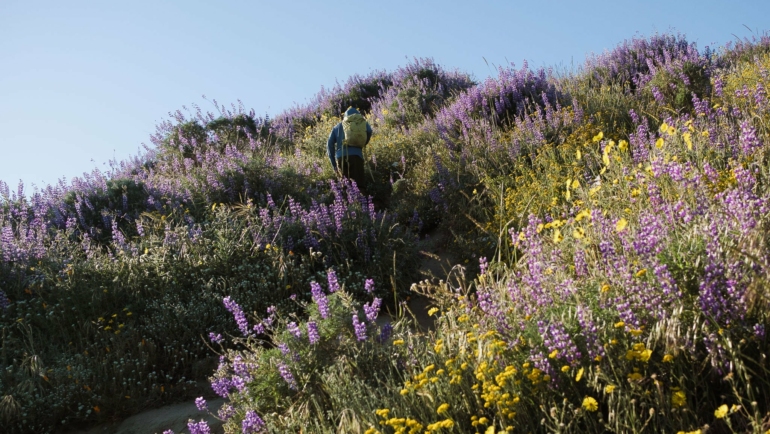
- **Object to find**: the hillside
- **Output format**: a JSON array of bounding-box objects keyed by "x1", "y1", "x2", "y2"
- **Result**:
[{"x1": 2, "y1": 33, "x2": 770, "y2": 433}]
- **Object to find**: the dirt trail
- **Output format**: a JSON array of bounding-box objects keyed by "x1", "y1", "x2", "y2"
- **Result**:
[
  {"x1": 377, "y1": 227, "x2": 460, "y2": 331},
  {"x1": 70, "y1": 229, "x2": 459, "y2": 434},
  {"x1": 70, "y1": 398, "x2": 225, "y2": 434}
]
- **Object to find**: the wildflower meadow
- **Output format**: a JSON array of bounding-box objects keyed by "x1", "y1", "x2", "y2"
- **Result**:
[{"x1": 2, "y1": 32, "x2": 770, "y2": 433}]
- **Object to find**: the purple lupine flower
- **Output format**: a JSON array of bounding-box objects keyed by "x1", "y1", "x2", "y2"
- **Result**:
[
  {"x1": 577, "y1": 307, "x2": 606, "y2": 361},
  {"x1": 208, "y1": 332, "x2": 223, "y2": 343},
  {"x1": 327, "y1": 269, "x2": 340, "y2": 292},
  {"x1": 739, "y1": 120, "x2": 760, "y2": 155},
  {"x1": 713, "y1": 75, "x2": 724, "y2": 97},
  {"x1": 364, "y1": 278, "x2": 375, "y2": 294},
  {"x1": 187, "y1": 420, "x2": 210, "y2": 434},
  {"x1": 352, "y1": 313, "x2": 367, "y2": 341},
  {"x1": 253, "y1": 322, "x2": 265, "y2": 335},
  {"x1": 195, "y1": 397, "x2": 207, "y2": 412},
  {"x1": 242, "y1": 410, "x2": 266, "y2": 433},
  {"x1": 310, "y1": 282, "x2": 330, "y2": 319},
  {"x1": 218, "y1": 404, "x2": 235, "y2": 421},
  {"x1": 652, "y1": 86, "x2": 665, "y2": 104},
  {"x1": 223, "y1": 296, "x2": 251, "y2": 336},
  {"x1": 539, "y1": 320, "x2": 581, "y2": 365},
  {"x1": 231, "y1": 375, "x2": 248, "y2": 393},
  {"x1": 287, "y1": 321, "x2": 302, "y2": 339},
  {"x1": 211, "y1": 377, "x2": 232, "y2": 398},
  {"x1": 573, "y1": 249, "x2": 588, "y2": 277},
  {"x1": 277, "y1": 363, "x2": 297, "y2": 390},
  {"x1": 363, "y1": 298, "x2": 382, "y2": 323},
  {"x1": 479, "y1": 256, "x2": 489, "y2": 274},
  {"x1": 378, "y1": 322, "x2": 393, "y2": 343},
  {"x1": 754, "y1": 324, "x2": 766, "y2": 340},
  {"x1": 232, "y1": 355, "x2": 255, "y2": 379},
  {"x1": 277, "y1": 342, "x2": 290, "y2": 356},
  {"x1": 307, "y1": 321, "x2": 320, "y2": 344}
]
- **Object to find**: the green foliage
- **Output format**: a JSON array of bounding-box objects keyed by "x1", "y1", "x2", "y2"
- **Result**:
[
  {"x1": 645, "y1": 61, "x2": 712, "y2": 111},
  {"x1": 62, "y1": 177, "x2": 148, "y2": 242}
]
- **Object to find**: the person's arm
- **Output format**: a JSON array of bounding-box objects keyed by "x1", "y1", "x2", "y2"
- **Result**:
[
  {"x1": 365, "y1": 123, "x2": 373, "y2": 145},
  {"x1": 327, "y1": 126, "x2": 338, "y2": 171}
]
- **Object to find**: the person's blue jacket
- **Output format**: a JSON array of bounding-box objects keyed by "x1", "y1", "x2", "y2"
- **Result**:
[{"x1": 327, "y1": 107, "x2": 373, "y2": 171}]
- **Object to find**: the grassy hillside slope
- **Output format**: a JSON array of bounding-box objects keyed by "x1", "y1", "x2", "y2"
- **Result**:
[{"x1": 2, "y1": 33, "x2": 770, "y2": 433}]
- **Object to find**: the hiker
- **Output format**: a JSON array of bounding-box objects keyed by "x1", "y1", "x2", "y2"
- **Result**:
[{"x1": 327, "y1": 106, "x2": 372, "y2": 191}]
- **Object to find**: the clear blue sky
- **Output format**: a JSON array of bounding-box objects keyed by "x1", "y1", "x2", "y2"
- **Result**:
[{"x1": 1, "y1": 0, "x2": 768, "y2": 191}]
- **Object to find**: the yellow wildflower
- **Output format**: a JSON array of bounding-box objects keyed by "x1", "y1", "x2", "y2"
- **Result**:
[
  {"x1": 683, "y1": 132, "x2": 693, "y2": 150},
  {"x1": 549, "y1": 349, "x2": 559, "y2": 359},
  {"x1": 615, "y1": 218, "x2": 628, "y2": 232},
  {"x1": 561, "y1": 365, "x2": 570, "y2": 373},
  {"x1": 428, "y1": 307, "x2": 439, "y2": 317},
  {"x1": 437, "y1": 403, "x2": 450, "y2": 414},
  {"x1": 393, "y1": 339, "x2": 405, "y2": 346},
  {"x1": 575, "y1": 209, "x2": 591, "y2": 221},
  {"x1": 605, "y1": 384, "x2": 616, "y2": 394},
  {"x1": 714, "y1": 404, "x2": 728, "y2": 419},
  {"x1": 434, "y1": 339, "x2": 444, "y2": 353},
  {"x1": 573, "y1": 227, "x2": 585, "y2": 239},
  {"x1": 575, "y1": 367, "x2": 584, "y2": 382},
  {"x1": 671, "y1": 389, "x2": 687, "y2": 407},
  {"x1": 656, "y1": 137, "x2": 665, "y2": 149},
  {"x1": 582, "y1": 396, "x2": 599, "y2": 412}
]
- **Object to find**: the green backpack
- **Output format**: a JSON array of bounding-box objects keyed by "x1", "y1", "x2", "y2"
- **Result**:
[{"x1": 342, "y1": 113, "x2": 368, "y2": 148}]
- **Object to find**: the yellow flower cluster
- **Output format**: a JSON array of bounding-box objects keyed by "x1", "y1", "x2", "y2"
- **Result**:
[
  {"x1": 625, "y1": 342, "x2": 652, "y2": 362},
  {"x1": 374, "y1": 409, "x2": 424, "y2": 434},
  {"x1": 671, "y1": 387, "x2": 687, "y2": 407},
  {"x1": 380, "y1": 417, "x2": 424, "y2": 434},
  {"x1": 425, "y1": 419, "x2": 454, "y2": 431},
  {"x1": 474, "y1": 362, "x2": 519, "y2": 416}
]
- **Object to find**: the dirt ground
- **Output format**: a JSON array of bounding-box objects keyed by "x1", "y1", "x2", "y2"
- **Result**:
[{"x1": 69, "y1": 398, "x2": 226, "y2": 434}]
